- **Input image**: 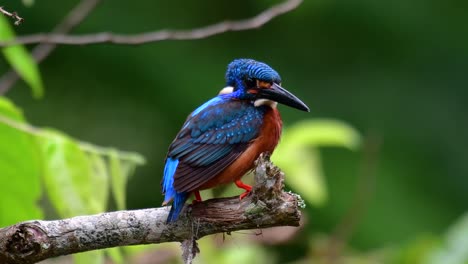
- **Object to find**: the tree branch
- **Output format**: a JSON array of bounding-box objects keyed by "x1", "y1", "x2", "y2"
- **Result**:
[
  {"x1": 0, "y1": 154, "x2": 302, "y2": 264},
  {"x1": 0, "y1": 6, "x2": 24, "y2": 26},
  {"x1": 0, "y1": 0, "x2": 302, "y2": 47},
  {"x1": 0, "y1": 0, "x2": 102, "y2": 94}
]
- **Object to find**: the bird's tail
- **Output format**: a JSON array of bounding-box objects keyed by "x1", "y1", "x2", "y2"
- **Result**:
[
  {"x1": 166, "y1": 192, "x2": 189, "y2": 223},
  {"x1": 162, "y1": 157, "x2": 188, "y2": 222}
]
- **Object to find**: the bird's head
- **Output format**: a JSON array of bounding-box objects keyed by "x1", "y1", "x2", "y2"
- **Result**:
[{"x1": 224, "y1": 58, "x2": 309, "y2": 112}]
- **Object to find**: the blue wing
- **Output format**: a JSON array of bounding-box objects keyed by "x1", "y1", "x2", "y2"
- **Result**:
[
  {"x1": 170, "y1": 95, "x2": 265, "y2": 191},
  {"x1": 161, "y1": 95, "x2": 265, "y2": 222}
]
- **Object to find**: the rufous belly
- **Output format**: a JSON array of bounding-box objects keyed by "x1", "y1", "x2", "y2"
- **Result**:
[{"x1": 198, "y1": 108, "x2": 282, "y2": 190}]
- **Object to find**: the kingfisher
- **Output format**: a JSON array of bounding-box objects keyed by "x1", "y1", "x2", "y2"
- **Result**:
[{"x1": 161, "y1": 58, "x2": 309, "y2": 222}]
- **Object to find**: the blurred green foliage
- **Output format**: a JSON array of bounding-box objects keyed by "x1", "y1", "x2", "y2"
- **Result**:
[
  {"x1": 1, "y1": 0, "x2": 467, "y2": 263},
  {"x1": 0, "y1": 16, "x2": 43, "y2": 98},
  {"x1": 0, "y1": 98, "x2": 42, "y2": 225},
  {"x1": 0, "y1": 97, "x2": 144, "y2": 264},
  {"x1": 273, "y1": 119, "x2": 361, "y2": 206}
]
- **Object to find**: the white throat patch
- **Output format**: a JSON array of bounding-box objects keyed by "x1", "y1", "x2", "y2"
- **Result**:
[
  {"x1": 254, "y1": 99, "x2": 277, "y2": 108},
  {"x1": 218, "y1": 86, "x2": 234, "y2": 95}
]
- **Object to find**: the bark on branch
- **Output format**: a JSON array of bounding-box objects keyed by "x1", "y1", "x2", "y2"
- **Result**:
[{"x1": 0, "y1": 154, "x2": 302, "y2": 264}]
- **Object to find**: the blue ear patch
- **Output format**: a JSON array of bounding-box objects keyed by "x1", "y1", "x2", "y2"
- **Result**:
[{"x1": 162, "y1": 157, "x2": 179, "y2": 204}]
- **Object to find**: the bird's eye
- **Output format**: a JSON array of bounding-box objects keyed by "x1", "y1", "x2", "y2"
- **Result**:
[{"x1": 244, "y1": 78, "x2": 257, "y2": 88}]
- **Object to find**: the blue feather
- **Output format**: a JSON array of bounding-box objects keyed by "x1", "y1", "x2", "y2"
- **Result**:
[
  {"x1": 225, "y1": 59, "x2": 282, "y2": 87},
  {"x1": 190, "y1": 96, "x2": 223, "y2": 117},
  {"x1": 162, "y1": 157, "x2": 179, "y2": 204},
  {"x1": 166, "y1": 192, "x2": 189, "y2": 223},
  {"x1": 168, "y1": 98, "x2": 266, "y2": 168},
  {"x1": 162, "y1": 157, "x2": 190, "y2": 222}
]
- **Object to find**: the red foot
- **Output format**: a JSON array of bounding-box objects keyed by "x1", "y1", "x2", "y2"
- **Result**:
[
  {"x1": 235, "y1": 180, "x2": 252, "y2": 200},
  {"x1": 192, "y1": 191, "x2": 202, "y2": 204}
]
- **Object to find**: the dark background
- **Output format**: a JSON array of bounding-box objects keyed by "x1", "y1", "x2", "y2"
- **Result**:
[{"x1": 3, "y1": 0, "x2": 467, "y2": 261}]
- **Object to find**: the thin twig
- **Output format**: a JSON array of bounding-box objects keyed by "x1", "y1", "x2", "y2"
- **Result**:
[
  {"x1": 0, "y1": 0, "x2": 302, "y2": 46},
  {"x1": 0, "y1": 6, "x2": 24, "y2": 26},
  {"x1": 0, "y1": 0, "x2": 301, "y2": 95},
  {"x1": 0, "y1": 0, "x2": 102, "y2": 94}
]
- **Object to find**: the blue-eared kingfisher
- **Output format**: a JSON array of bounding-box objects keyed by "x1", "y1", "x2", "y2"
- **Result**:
[{"x1": 161, "y1": 58, "x2": 309, "y2": 222}]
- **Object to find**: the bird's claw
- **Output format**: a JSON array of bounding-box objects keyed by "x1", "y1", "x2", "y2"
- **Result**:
[
  {"x1": 239, "y1": 190, "x2": 251, "y2": 200},
  {"x1": 235, "y1": 180, "x2": 252, "y2": 200}
]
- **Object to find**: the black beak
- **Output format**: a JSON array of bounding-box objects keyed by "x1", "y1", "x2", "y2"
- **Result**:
[{"x1": 257, "y1": 83, "x2": 310, "y2": 112}]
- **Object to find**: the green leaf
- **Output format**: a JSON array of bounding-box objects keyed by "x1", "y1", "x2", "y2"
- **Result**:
[
  {"x1": 279, "y1": 119, "x2": 361, "y2": 151},
  {"x1": 109, "y1": 150, "x2": 127, "y2": 210},
  {"x1": 0, "y1": 16, "x2": 43, "y2": 98},
  {"x1": 272, "y1": 119, "x2": 361, "y2": 206},
  {"x1": 88, "y1": 153, "x2": 110, "y2": 212},
  {"x1": 274, "y1": 147, "x2": 326, "y2": 206},
  {"x1": 37, "y1": 129, "x2": 99, "y2": 217},
  {"x1": 0, "y1": 97, "x2": 42, "y2": 227}
]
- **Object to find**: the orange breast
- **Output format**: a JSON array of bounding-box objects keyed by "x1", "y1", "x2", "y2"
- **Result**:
[{"x1": 199, "y1": 108, "x2": 282, "y2": 190}]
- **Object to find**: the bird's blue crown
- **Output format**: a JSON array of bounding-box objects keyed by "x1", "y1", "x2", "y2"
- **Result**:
[{"x1": 225, "y1": 59, "x2": 282, "y2": 88}]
